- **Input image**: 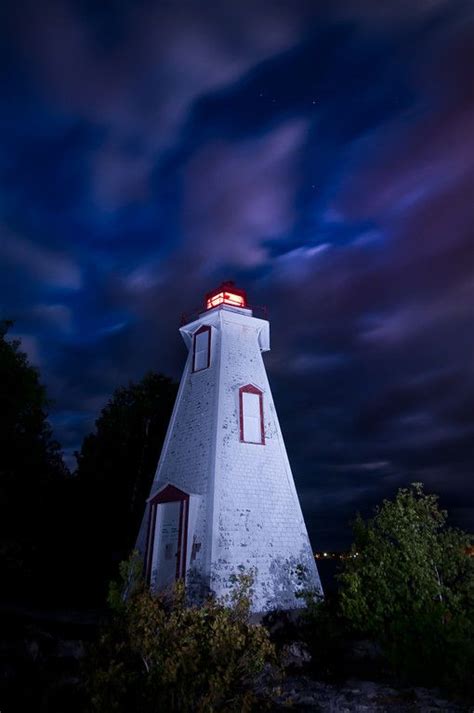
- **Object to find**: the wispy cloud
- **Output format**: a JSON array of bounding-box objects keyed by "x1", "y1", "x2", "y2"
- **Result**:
[
  {"x1": 0, "y1": 231, "x2": 81, "y2": 289},
  {"x1": 182, "y1": 120, "x2": 308, "y2": 270}
]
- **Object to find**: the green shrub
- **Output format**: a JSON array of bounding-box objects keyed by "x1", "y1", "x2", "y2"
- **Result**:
[
  {"x1": 338, "y1": 483, "x2": 474, "y2": 696},
  {"x1": 291, "y1": 564, "x2": 352, "y2": 681},
  {"x1": 297, "y1": 592, "x2": 349, "y2": 680},
  {"x1": 85, "y1": 556, "x2": 277, "y2": 712}
]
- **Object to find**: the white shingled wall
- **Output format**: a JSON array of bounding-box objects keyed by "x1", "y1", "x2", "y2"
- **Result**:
[
  {"x1": 210, "y1": 310, "x2": 321, "y2": 610},
  {"x1": 136, "y1": 304, "x2": 322, "y2": 611},
  {"x1": 135, "y1": 313, "x2": 220, "y2": 595}
]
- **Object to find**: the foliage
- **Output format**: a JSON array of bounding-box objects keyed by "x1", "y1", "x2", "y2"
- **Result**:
[
  {"x1": 73, "y1": 373, "x2": 177, "y2": 601},
  {"x1": 338, "y1": 483, "x2": 474, "y2": 695},
  {"x1": 85, "y1": 555, "x2": 277, "y2": 712},
  {"x1": 0, "y1": 320, "x2": 69, "y2": 598},
  {"x1": 0, "y1": 318, "x2": 176, "y2": 605},
  {"x1": 291, "y1": 565, "x2": 350, "y2": 681}
]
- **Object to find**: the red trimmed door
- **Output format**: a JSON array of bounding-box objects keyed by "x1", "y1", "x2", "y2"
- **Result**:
[{"x1": 145, "y1": 485, "x2": 189, "y2": 589}]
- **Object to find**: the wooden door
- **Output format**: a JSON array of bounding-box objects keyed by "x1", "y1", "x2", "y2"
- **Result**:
[{"x1": 146, "y1": 485, "x2": 189, "y2": 589}]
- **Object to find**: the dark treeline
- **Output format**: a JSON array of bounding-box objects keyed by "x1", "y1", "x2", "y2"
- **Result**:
[{"x1": 0, "y1": 321, "x2": 177, "y2": 607}]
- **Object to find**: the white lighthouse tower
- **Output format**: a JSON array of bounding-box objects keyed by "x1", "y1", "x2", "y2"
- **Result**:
[{"x1": 136, "y1": 282, "x2": 322, "y2": 611}]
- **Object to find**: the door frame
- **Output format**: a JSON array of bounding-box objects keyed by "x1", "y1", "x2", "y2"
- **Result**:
[{"x1": 145, "y1": 484, "x2": 190, "y2": 585}]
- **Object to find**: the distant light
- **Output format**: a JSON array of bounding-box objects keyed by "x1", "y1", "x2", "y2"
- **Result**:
[{"x1": 323, "y1": 552, "x2": 328, "y2": 557}]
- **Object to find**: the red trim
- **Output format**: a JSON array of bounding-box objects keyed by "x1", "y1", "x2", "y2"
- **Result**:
[
  {"x1": 181, "y1": 499, "x2": 189, "y2": 578},
  {"x1": 192, "y1": 325, "x2": 211, "y2": 372},
  {"x1": 239, "y1": 384, "x2": 265, "y2": 445},
  {"x1": 145, "y1": 503, "x2": 158, "y2": 582},
  {"x1": 176, "y1": 500, "x2": 184, "y2": 579},
  {"x1": 145, "y1": 484, "x2": 190, "y2": 585},
  {"x1": 144, "y1": 503, "x2": 151, "y2": 576},
  {"x1": 148, "y1": 484, "x2": 189, "y2": 505},
  {"x1": 205, "y1": 281, "x2": 247, "y2": 310}
]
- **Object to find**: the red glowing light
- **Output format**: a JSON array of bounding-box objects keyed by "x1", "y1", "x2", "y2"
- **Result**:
[
  {"x1": 205, "y1": 281, "x2": 247, "y2": 310},
  {"x1": 206, "y1": 291, "x2": 246, "y2": 309}
]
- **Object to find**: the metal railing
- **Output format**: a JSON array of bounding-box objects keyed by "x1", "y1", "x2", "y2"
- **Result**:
[{"x1": 180, "y1": 302, "x2": 268, "y2": 326}]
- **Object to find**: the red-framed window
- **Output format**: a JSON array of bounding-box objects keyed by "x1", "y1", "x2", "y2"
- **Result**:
[
  {"x1": 239, "y1": 384, "x2": 265, "y2": 445},
  {"x1": 192, "y1": 325, "x2": 211, "y2": 372}
]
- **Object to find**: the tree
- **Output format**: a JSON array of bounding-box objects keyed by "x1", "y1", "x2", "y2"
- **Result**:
[
  {"x1": 339, "y1": 483, "x2": 474, "y2": 693},
  {"x1": 73, "y1": 373, "x2": 178, "y2": 601},
  {"x1": 85, "y1": 556, "x2": 276, "y2": 712},
  {"x1": 0, "y1": 320, "x2": 69, "y2": 599}
]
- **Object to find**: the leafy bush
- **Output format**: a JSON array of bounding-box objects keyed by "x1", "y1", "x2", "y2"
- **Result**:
[
  {"x1": 85, "y1": 556, "x2": 277, "y2": 712},
  {"x1": 297, "y1": 592, "x2": 350, "y2": 680},
  {"x1": 338, "y1": 483, "x2": 474, "y2": 696},
  {"x1": 288, "y1": 564, "x2": 353, "y2": 681}
]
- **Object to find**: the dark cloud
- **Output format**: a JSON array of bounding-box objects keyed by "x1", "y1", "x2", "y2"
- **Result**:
[{"x1": 1, "y1": 0, "x2": 473, "y2": 548}]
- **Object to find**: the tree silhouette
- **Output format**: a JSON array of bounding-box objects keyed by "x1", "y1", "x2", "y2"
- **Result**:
[
  {"x1": 73, "y1": 372, "x2": 178, "y2": 602},
  {"x1": 0, "y1": 320, "x2": 69, "y2": 601}
]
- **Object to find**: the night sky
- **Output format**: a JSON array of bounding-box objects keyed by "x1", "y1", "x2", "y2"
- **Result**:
[{"x1": 1, "y1": 1, "x2": 473, "y2": 550}]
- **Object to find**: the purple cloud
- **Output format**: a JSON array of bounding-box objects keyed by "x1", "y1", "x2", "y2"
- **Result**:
[
  {"x1": 182, "y1": 121, "x2": 308, "y2": 270},
  {"x1": 0, "y1": 230, "x2": 82, "y2": 289}
]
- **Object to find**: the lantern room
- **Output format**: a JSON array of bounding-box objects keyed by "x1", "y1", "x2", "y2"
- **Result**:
[{"x1": 205, "y1": 281, "x2": 247, "y2": 310}]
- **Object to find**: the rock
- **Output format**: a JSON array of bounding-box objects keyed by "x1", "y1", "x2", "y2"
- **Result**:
[
  {"x1": 282, "y1": 641, "x2": 312, "y2": 669},
  {"x1": 350, "y1": 639, "x2": 383, "y2": 661},
  {"x1": 270, "y1": 677, "x2": 465, "y2": 712},
  {"x1": 299, "y1": 694, "x2": 317, "y2": 705}
]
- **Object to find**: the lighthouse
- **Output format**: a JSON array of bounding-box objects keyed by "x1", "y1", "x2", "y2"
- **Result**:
[{"x1": 136, "y1": 282, "x2": 322, "y2": 612}]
